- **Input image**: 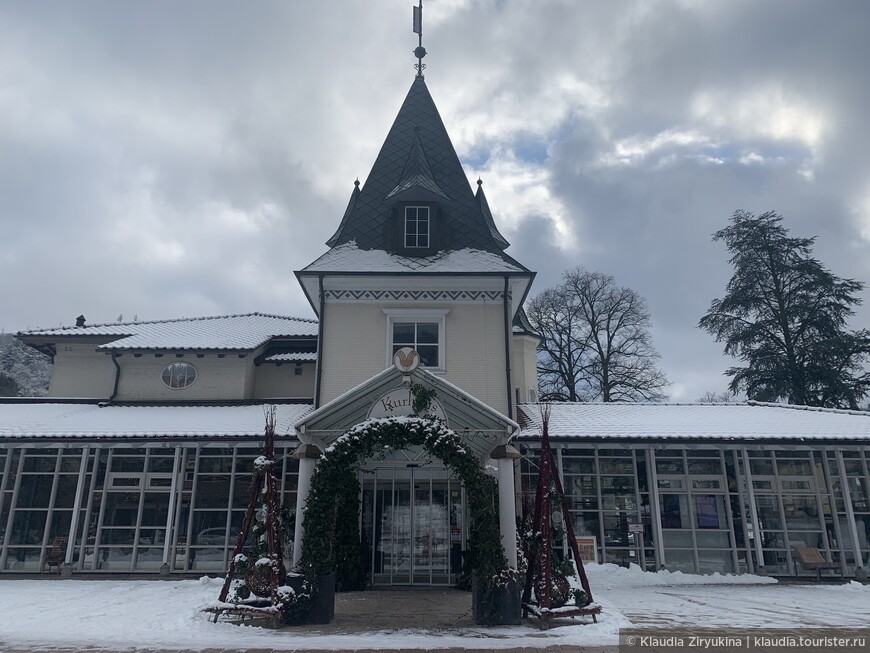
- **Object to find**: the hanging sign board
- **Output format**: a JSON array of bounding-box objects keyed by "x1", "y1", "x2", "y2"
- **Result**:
[
  {"x1": 575, "y1": 536, "x2": 598, "y2": 564},
  {"x1": 368, "y1": 387, "x2": 447, "y2": 424},
  {"x1": 628, "y1": 522, "x2": 644, "y2": 534}
]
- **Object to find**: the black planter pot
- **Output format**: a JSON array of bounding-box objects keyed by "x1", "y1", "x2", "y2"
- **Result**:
[
  {"x1": 472, "y1": 572, "x2": 522, "y2": 625},
  {"x1": 306, "y1": 571, "x2": 336, "y2": 624}
]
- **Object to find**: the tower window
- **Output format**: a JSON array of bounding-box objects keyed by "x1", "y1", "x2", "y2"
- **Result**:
[
  {"x1": 392, "y1": 321, "x2": 439, "y2": 367},
  {"x1": 404, "y1": 206, "x2": 430, "y2": 248},
  {"x1": 383, "y1": 308, "x2": 449, "y2": 371}
]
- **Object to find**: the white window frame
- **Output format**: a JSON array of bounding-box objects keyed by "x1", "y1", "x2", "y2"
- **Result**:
[
  {"x1": 404, "y1": 206, "x2": 430, "y2": 249},
  {"x1": 383, "y1": 308, "x2": 449, "y2": 372}
]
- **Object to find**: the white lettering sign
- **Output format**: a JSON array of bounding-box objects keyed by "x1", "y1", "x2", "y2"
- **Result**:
[{"x1": 368, "y1": 387, "x2": 447, "y2": 423}]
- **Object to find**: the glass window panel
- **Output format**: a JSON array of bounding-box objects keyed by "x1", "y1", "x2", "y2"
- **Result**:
[
  {"x1": 781, "y1": 480, "x2": 812, "y2": 492},
  {"x1": 660, "y1": 494, "x2": 686, "y2": 529},
  {"x1": 9, "y1": 510, "x2": 48, "y2": 544},
  {"x1": 562, "y1": 459, "x2": 595, "y2": 474},
  {"x1": 754, "y1": 496, "x2": 782, "y2": 530},
  {"x1": 696, "y1": 530, "x2": 730, "y2": 547},
  {"x1": 571, "y1": 512, "x2": 600, "y2": 538},
  {"x1": 601, "y1": 475, "x2": 635, "y2": 492},
  {"x1": 694, "y1": 495, "x2": 723, "y2": 529},
  {"x1": 111, "y1": 456, "x2": 145, "y2": 473},
  {"x1": 416, "y1": 323, "x2": 438, "y2": 344},
  {"x1": 195, "y1": 475, "x2": 231, "y2": 508},
  {"x1": 23, "y1": 455, "x2": 57, "y2": 473},
  {"x1": 777, "y1": 459, "x2": 812, "y2": 476},
  {"x1": 750, "y1": 459, "x2": 774, "y2": 476},
  {"x1": 58, "y1": 455, "x2": 84, "y2": 473},
  {"x1": 48, "y1": 510, "x2": 72, "y2": 546},
  {"x1": 16, "y1": 475, "x2": 53, "y2": 508},
  {"x1": 148, "y1": 456, "x2": 175, "y2": 473},
  {"x1": 192, "y1": 511, "x2": 228, "y2": 544},
  {"x1": 102, "y1": 528, "x2": 137, "y2": 545},
  {"x1": 656, "y1": 459, "x2": 685, "y2": 475},
  {"x1": 197, "y1": 457, "x2": 233, "y2": 474},
  {"x1": 392, "y1": 323, "x2": 415, "y2": 344},
  {"x1": 657, "y1": 479, "x2": 683, "y2": 490},
  {"x1": 687, "y1": 459, "x2": 722, "y2": 475},
  {"x1": 53, "y1": 475, "x2": 80, "y2": 509},
  {"x1": 603, "y1": 513, "x2": 636, "y2": 547},
  {"x1": 103, "y1": 492, "x2": 141, "y2": 527},
  {"x1": 782, "y1": 496, "x2": 821, "y2": 530},
  {"x1": 416, "y1": 345, "x2": 438, "y2": 367},
  {"x1": 139, "y1": 493, "x2": 170, "y2": 527},
  {"x1": 600, "y1": 458, "x2": 633, "y2": 474}
]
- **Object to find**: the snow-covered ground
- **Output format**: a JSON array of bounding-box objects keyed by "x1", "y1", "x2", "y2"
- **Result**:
[{"x1": 0, "y1": 565, "x2": 868, "y2": 651}]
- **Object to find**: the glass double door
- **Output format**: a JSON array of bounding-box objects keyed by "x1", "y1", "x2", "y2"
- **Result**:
[{"x1": 363, "y1": 467, "x2": 462, "y2": 586}]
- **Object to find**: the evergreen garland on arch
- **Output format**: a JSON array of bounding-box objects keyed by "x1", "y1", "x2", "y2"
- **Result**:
[{"x1": 298, "y1": 415, "x2": 510, "y2": 600}]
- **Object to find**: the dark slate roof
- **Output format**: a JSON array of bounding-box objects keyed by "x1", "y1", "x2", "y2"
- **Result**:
[
  {"x1": 512, "y1": 306, "x2": 541, "y2": 338},
  {"x1": 386, "y1": 130, "x2": 449, "y2": 200},
  {"x1": 325, "y1": 76, "x2": 511, "y2": 254}
]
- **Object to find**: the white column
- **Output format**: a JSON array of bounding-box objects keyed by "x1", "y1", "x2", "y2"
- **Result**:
[
  {"x1": 836, "y1": 450, "x2": 865, "y2": 575},
  {"x1": 65, "y1": 446, "x2": 91, "y2": 566},
  {"x1": 161, "y1": 446, "x2": 182, "y2": 570},
  {"x1": 647, "y1": 448, "x2": 665, "y2": 567},
  {"x1": 742, "y1": 449, "x2": 765, "y2": 574},
  {"x1": 492, "y1": 444, "x2": 520, "y2": 569},
  {"x1": 292, "y1": 444, "x2": 321, "y2": 567}
]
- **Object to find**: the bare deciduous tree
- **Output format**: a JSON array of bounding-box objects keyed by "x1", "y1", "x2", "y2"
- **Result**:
[{"x1": 527, "y1": 267, "x2": 669, "y2": 402}]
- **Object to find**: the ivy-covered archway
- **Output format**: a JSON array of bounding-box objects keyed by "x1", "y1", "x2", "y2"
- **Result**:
[{"x1": 298, "y1": 415, "x2": 510, "y2": 591}]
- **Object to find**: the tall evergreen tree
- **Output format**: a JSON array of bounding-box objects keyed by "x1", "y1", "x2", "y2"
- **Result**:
[{"x1": 699, "y1": 210, "x2": 870, "y2": 409}]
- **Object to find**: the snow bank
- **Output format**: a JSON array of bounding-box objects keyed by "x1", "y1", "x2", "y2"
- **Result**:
[{"x1": 585, "y1": 562, "x2": 778, "y2": 589}]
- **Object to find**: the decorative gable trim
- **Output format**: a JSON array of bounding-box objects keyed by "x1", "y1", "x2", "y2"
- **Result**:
[{"x1": 323, "y1": 289, "x2": 510, "y2": 303}]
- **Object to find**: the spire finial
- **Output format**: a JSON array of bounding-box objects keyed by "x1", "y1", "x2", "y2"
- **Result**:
[
  {"x1": 412, "y1": 1, "x2": 426, "y2": 77},
  {"x1": 477, "y1": 177, "x2": 483, "y2": 187}
]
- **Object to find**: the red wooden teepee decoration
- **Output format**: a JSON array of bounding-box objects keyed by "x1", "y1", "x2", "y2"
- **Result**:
[
  {"x1": 522, "y1": 405, "x2": 600, "y2": 625},
  {"x1": 205, "y1": 407, "x2": 285, "y2": 626}
]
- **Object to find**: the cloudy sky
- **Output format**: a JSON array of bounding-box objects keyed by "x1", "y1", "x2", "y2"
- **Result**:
[{"x1": 2, "y1": 0, "x2": 869, "y2": 402}]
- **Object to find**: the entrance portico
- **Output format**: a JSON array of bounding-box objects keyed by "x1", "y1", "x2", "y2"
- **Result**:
[{"x1": 292, "y1": 366, "x2": 520, "y2": 584}]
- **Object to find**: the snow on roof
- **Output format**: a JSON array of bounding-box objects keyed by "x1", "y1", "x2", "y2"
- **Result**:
[
  {"x1": 0, "y1": 402, "x2": 311, "y2": 440},
  {"x1": 264, "y1": 352, "x2": 318, "y2": 362},
  {"x1": 300, "y1": 241, "x2": 525, "y2": 274},
  {"x1": 20, "y1": 313, "x2": 318, "y2": 351},
  {"x1": 517, "y1": 402, "x2": 870, "y2": 443}
]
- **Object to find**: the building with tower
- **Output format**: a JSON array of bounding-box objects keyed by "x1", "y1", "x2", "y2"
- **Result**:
[{"x1": 1, "y1": 10, "x2": 869, "y2": 582}]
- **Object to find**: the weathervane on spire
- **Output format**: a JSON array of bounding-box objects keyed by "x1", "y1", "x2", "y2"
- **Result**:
[{"x1": 413, "y1": 0, "x2": 426, "y2": 77}]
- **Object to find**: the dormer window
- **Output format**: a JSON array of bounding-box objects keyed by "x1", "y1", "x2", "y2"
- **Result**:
[{"x1": 404, "y1": 206, "x2": 430, "y2": 248}]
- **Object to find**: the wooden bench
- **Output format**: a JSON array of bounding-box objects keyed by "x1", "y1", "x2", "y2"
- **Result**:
[{"x1": 792, "y1": 546, "x2": 840, "y2": 579}]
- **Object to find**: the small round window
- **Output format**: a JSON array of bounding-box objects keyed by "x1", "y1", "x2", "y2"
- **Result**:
[{"x1": 161, "y1": 361, "x2": 197, "y2": 389}]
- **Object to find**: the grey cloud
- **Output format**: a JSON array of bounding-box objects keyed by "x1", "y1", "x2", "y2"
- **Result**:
[{"x1": 1, "y1": 0, "x2": 868, "y2": 402}]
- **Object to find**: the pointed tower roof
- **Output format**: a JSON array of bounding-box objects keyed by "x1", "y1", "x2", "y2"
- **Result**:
[
  {"x1": 325, "y1": 76, "x2": 511, "y2": 254},
  {"x1": 326, "y1": 179, "x2": 361, "y2": 248},
  {"x1": 475, "y1": 178, "x2": 510, "y2": 250}
]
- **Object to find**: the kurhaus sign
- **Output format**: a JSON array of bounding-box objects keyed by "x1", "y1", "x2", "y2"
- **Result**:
[{"x1": 368, "y1": 387, "x2": 448, "y2": 423}]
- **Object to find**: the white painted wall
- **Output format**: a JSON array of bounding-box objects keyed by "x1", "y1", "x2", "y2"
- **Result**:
[
  {"x1": 114, "y1": 354, "x2": 253, "y2": 401},
  {"x1": 48, "y1": 342, "x2": 115, "y2": 398},
  {"x1": 511, "y1": 334, "x2": 540, "y2": 403},
  {"x1": 254, "y1": 362, "x2": 315, "y2": 399},
  {"x1": 319, "y1": 301, "x2": 509, "y2": 415}
]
